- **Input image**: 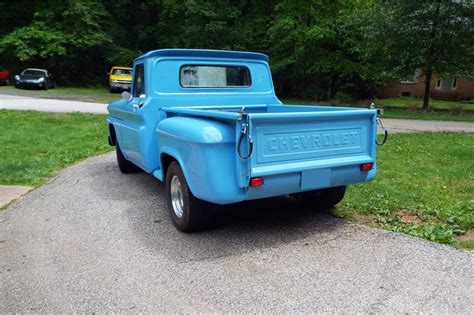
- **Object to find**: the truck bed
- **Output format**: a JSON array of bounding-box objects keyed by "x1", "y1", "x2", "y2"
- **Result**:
[{"x1": 162, "y1": 103, "x2": 377, "y2": 200}]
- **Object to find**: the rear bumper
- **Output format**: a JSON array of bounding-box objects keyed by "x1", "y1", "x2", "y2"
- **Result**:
[
  {"x1": 193, "y1": 162, "x2": 376, "y2": 205},
  {"x1": 246, "y1": 165, "x2": 376, "y2": 201}
]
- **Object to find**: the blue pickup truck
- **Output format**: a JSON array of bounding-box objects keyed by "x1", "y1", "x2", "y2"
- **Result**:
[{"x1": 107, "y1": 49, "x2": 379, "y2": 231}]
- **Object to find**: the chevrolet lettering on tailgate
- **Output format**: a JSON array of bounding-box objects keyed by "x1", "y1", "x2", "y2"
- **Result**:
[{"x1": 267, "y1": 130, "x2": 360, "y2": 152}]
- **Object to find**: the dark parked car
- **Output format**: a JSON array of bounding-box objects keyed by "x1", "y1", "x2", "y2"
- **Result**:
[
  {"x1": 15, "y1": 68, "x2": 56, "y2": 90},
  {"x1": 0, "y1": 66, "x2": 10, "y2": 85}
]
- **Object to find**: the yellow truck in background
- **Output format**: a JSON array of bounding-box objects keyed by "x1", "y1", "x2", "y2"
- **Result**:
[{"x1": 109, "y1": 66, "x2": 133, "y2": 92}]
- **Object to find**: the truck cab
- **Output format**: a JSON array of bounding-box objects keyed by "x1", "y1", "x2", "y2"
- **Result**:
[{"x1": 107, "y1": 49, "x2": 379, "y2": 232}]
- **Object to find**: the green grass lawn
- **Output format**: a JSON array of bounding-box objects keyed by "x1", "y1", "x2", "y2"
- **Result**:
[
  {"x1": 283, "y1": 97, "x2": 474, "y2": 122},
  {"x1": 334, "y1": 132, "x2": 474, "y2": 249},
  {"x1": 0, "y1": 110, "x2": 112, "y2": 187},
  {"x1": 376, "y1": 97, "x2": 474, "y2": 110},
  {"x1": 377, "y1": 107, "x2": 474, "y2": 121}
]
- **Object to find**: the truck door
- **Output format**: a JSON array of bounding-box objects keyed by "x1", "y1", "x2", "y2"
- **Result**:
[{"x1": 118, "y1": 62, "x2": 147, "y2": 168}]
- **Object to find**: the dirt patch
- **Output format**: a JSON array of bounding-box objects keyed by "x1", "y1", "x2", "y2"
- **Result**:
[
  {"x1": 450, "y1": 104, "x2": 464, "y2": 116},
  {"x1": 423, "y1": 106, "x2": 435, "y2": 114},
  {"x1": 455, "y1": 230, "x2": 474, "y2": 242},
  {"x1": 354, "y1": 214, "x2": 378, "y2": 227},
  {"x1": 406, "y1": 105, "x2": 418, "y2": 113},
  {"x1": 400, "y1": 214, "x2": 426, "y2": 225}
]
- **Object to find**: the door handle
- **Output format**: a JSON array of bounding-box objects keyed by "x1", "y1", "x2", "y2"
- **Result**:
[{"x1": 132, "y1": 101, "x2": 144, "y2": 109}]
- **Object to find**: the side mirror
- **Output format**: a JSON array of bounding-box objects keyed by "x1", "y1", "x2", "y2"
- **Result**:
[{"x1": 121, "y1": 91, "x2": 131, "y2": 101}]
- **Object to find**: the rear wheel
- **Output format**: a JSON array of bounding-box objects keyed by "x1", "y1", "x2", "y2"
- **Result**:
[
  {"x1": 301, "y1": 186, "x2": 347, "y2": 210},
  {"x1": 115, "y1": 137, "x2": 141, "y2": 173},
  {"x1": 166, "y1": 161, "x2": 207, "y2": 232}
]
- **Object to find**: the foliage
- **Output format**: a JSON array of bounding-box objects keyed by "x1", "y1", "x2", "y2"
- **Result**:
[
  {"x1": 333, "y1": 132, "x2": 474, "y2": 247},
  {"x1": 0, "y1": 0, "x2": 473, "y2": 99},
  {"x1": 362, "y1": 0, "x2": 474, "y2": 108},
  {"x1": 268, "y1": 0, "x2": 377, "y2": 99},
  {"x1": 0, "y1": 110, "x2": 112, "y2": 186}
]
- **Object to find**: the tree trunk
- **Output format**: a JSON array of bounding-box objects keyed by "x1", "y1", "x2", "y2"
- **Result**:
[
  {"x1": 423, "y1": 69, "x2": 432, "y2": 110},
  {"x1": 422, "y1": 1, "x2": 440, "y2": 111}
]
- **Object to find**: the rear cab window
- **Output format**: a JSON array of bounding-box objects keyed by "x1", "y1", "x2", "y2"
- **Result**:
[{"x1": 180, "y1": 65, "x2": 251, "y2": 88}]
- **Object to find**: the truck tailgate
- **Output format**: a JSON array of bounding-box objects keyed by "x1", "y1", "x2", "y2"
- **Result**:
[{"x1": 244, "y1": 109, "x2": 377, "y2": 192}]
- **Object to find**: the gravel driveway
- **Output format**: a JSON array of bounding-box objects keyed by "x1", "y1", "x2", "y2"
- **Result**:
[{"x1": 1, "y1": 153, "x2": 473, "y2": 313}]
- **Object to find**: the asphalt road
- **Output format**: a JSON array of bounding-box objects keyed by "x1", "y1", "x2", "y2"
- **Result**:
[
  {"x1": 1, "y1": 153, "x2": 473, "y2": 313},
  {"x1": 0, "y1": 93, "x2": 108, "y2": 114}
]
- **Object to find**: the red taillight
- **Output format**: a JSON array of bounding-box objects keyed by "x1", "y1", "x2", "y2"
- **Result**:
[
  {"x1": 250, "y1": 177, "x2": 264, "y2": 187},
  {"x1": 360, "y1": 163, "x2": 373, "y2": 171}
]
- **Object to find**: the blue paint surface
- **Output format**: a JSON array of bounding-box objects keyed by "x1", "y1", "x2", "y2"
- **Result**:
[{"x1": 107, "y1": 49, "x2": 378, "y2": 205}]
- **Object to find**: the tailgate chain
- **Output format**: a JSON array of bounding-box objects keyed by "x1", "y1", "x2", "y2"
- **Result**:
[
  {"x1": 376, "y1": 117, "x2": 388, "y2": 145},
  {"x1": 237, "y1": 107, "x2": 253, "y2": 159},
  {"x1": 238, "y1": 122, "x2": 253, "y2": 159},
  {"x1": 371, "y1": 103, "x2": 388, "y2": 146}
]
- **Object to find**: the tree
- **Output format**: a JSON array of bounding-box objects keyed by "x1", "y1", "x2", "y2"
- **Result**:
[
  {"x1": 267, "y1": 0, "x2": 376, "y2": 100},
  {"x1": 365, "y1": 0, "x2": 474, "y2": 109},
  {"x1": 0, "y1": 1, "x2": 114, "y2": 84}
]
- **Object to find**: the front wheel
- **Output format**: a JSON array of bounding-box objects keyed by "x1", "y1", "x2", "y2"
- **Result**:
[
  {"x1": 165, "y1": 161, "x2": 207, "y2": 232},
  {"x1": 301, "y1": 186, "x2": 347, "y2": 210}
]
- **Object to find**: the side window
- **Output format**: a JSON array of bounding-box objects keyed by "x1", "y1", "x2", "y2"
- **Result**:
[{"x1": 133, "y1": 63, "x2": 145, "y2": 97}]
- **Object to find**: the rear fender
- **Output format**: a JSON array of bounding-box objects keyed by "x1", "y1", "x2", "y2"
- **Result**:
[{"x1": 157, "y1": 117, "x2": 246, "y2": 204}]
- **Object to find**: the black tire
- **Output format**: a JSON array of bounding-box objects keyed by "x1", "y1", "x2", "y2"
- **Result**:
[
  {"x1": 165, "y1": 161, "x2": 207, "y2": 232},
  {"x1": 115, "y1": 138, "x2": 141, "y2": 173},
  {"x1": 301, "y1": 186, "x2": 347, "y2": 210}
]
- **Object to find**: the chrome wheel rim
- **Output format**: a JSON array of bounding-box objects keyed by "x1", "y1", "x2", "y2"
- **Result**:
[{"x1": 170, "y1": 175, "x2": 184, "y2": 218}]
